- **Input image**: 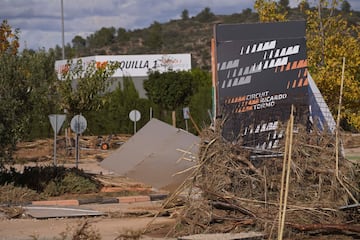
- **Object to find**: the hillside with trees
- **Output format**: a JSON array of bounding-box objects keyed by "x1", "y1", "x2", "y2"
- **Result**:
[{"x1": 52, "y1": 1, "x2": 360, "y2": 71}]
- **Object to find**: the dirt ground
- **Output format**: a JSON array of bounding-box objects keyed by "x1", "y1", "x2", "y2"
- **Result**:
[
  {"x1": 0, "y1": 202, "x2": 176, "y2": 240},
  {"x1": 1, "y1": 135, "x2": 176, "y2": 240},
  {"x1": 1, "y1": 133, "x2": 360, "y2": 240}
]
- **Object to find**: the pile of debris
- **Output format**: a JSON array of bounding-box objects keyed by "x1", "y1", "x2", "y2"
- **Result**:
[{"x1": 161, "y1": 121, "x2": 360, "y2": 239}]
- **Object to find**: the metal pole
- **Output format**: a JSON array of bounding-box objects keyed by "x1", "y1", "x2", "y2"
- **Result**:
[
  {"x1": 75, "y1": 134, "x2": 79, "y2": 168},
  {"x1": 61, "y1": 0, "x2": 65, "y2": 59},
  {"x1": 53, "y1": 118, "x2": 57, "y2": 166}
]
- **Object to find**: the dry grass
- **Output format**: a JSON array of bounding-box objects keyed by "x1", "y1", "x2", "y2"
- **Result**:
[{"x1": 0, "y1": 183, "x2": 42, "y2": 204}]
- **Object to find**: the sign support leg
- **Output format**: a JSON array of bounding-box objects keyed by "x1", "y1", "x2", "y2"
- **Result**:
[
  {"x1": 75, "y1": 133, "x2": 79, "y2": 168},
  {"x1": 53, "y1": 127, "x2": 57, "y2": 166}
]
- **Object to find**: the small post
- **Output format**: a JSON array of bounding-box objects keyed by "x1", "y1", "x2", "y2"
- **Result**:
[
  {"x1": 134, "y1": 114, "x2": 137, "y2": 134},
  {"x1": 75, "y1": 133, "x2": 79, "y2": 168},
  {"x1": 53, "y1": 119, "x2": 57, "y2": 166},
  {"x1": 172, "y1": 111, "x2": 176, "y2": 127}
]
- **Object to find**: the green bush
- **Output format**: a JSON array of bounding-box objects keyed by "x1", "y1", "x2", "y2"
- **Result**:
[{"x1": 44, "y1": 172, "x2": 99, "y2": 196}]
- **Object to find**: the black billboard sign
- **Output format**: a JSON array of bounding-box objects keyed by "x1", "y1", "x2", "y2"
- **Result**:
[{"x1": 214, "y1": 21, "x2": 309, "y2": 150}]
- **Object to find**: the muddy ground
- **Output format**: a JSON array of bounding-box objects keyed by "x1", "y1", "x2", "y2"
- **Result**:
[
  {"x1": 1, "y1": 135, "x2": 176, "y2": 240},
  {"x1": 1, "y1": 133, "x2": 359, "y2": 240}
]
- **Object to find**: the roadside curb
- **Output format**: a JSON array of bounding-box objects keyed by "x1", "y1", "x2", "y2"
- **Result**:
[
  {"x1": 32, "y1": 199, "x2": 80, "y2": 206},
  {"x1": 31, "y1": 193, "x2": 168, "y2": 206}
]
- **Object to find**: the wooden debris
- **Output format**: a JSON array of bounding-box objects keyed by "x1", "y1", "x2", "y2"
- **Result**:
[
  {"x1": 159, "y1": 120, "x2": 360, "y2": 239},
  {"x1": 178, "y1": 232, "x2": 265, "y2": 240}
]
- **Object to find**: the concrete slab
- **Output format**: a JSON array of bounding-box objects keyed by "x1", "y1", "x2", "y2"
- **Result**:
[{"x1": 24, "y1": 205, "x2": 104, "y2": 219}]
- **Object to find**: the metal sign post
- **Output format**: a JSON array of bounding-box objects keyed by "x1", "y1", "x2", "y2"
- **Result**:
[
  {"x1": 129, "y1": 110, "x2": 141, "y2": 134},
  {"x1": 70, "y1": 114, "x2": 87, "y2": 168},
  {"x1": 183, "y1": 107, "x2": 190, "y2": 132},
  {"x1": 48, "y1": 114, "x2": 66, "y2": 166}
]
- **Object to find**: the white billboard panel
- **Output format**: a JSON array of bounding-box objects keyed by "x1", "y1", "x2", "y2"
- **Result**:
[{"x1": 55, "y1": 54, "x2": 191, "y2": 79}]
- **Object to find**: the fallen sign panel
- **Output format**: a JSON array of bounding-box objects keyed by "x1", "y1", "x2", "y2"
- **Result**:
[
  {"x1": 101, "y1": 118, "x2": 199, "y2": 191},
  {"x1": 178, "y1": 232, "x2": 265, "y2": 240},
  {"x1": 24, "y1": 206, "x2": 104, "y2": 219}
]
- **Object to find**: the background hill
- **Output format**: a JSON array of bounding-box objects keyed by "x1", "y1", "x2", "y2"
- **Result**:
[{"x1": 54, "y1": 6, "x2": 360, "y2": 71}]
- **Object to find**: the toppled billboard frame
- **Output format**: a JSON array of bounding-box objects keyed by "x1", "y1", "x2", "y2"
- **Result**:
[{"x1": 212, "y1": 21, "x2": 310, "y2": 150}]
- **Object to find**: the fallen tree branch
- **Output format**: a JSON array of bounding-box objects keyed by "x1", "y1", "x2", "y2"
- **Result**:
[
  {"x1": 288, "y1": 223, "x2": 360, "y2": 234},
  {"x1": 230, "y1": 153, "x2": 262, "y2": 175},
  {"x1": 211, "y1": 200, "x2": 256, "y2": 218}
]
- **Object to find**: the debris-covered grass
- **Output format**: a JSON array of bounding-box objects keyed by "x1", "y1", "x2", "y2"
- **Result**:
[
  {"x1": 0, "y1": 166, "x2": 102, "y2": 204},
  {"x1": 0, "y1": 183, "x2": 42, "y2": 205}
]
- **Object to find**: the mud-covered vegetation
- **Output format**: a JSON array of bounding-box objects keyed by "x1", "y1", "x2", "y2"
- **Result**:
[{"x1": 0, "y1": 166, "x2": 102, "y2": 203}]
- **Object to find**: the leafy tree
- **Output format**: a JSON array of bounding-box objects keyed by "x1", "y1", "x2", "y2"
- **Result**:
[
  {"x1": 298, "y1": 0, "x2": 310, "y2": 12},
  {"x1": 56, "y1": 59, "x2": 120, "y2": 117},
  {"x1": 144, "y1": 70, "x2": 193, "y2": 120},
  {"x1": 242, "y1": 8, "x2": 253, "y2": 16},
  {"x1": 0, "y1": 21, "x2": 48, "y2": 163},
  {"x1": 254, "y1": 0, "x2": 287, "y2": 22},
  {"x1": 0, "y1": 21, "x2": 21, "y2": 164},
  {"x1": 0, "y1": 54, "x2": 32, "y2": 163},
  {"x1": 144, "y1": 70, "x2": 193, "y2": 111},
  {"x1": 72, "y1": 35, "x2": 86, "y2": 48},
  {"x1": 341, "y1": 0, "x2": 351, "y2": 12},
  {"x1": 0, "y1": 20, "x2": 19, "y2": 55},
  {"x1": 143, "y1": 69, "x2": 212, "y2": 133},
  {"x1": 87, "y1": 81, "x2": 126, "y2": 135},
  {"x1": 116, "y1": 27, "x2": 130, "y2": 43},
  {"x1": 144, "y1": 21, "x2": 163, "y2": 50},
  {"x1": 118, "y1": 76, "x2": 148, "y2": 132},
  {"x1": 306, "y1": 0, "x2": 360, "y2": 130},
  {"x1": 72, "y1": 35, "x2": 86, "y2": 56},
  {"x1": 20, "y1": 49, "x2": 59, "y2": 139},
  {"x1": 188, "y1": 69, "x2": 212, "y2": 130},
  {"x1": 88, "y1": 77, "x2": 151, "y2": 135},
  {"x1": 181, "y1": 9, "x2": 190, "y2": 20},
  {"x1": 278, "y1": 0, "x2": 290, "y2": 12},
  {"x1": 195, "y1": 7, "x2": 216, "y2": 22},
  {"x1": 49, "y1": 45, "x2": 63, "y2": 60},
  {"x1": 87, "y1": 27, "x2": 115, "y2": 48}
]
